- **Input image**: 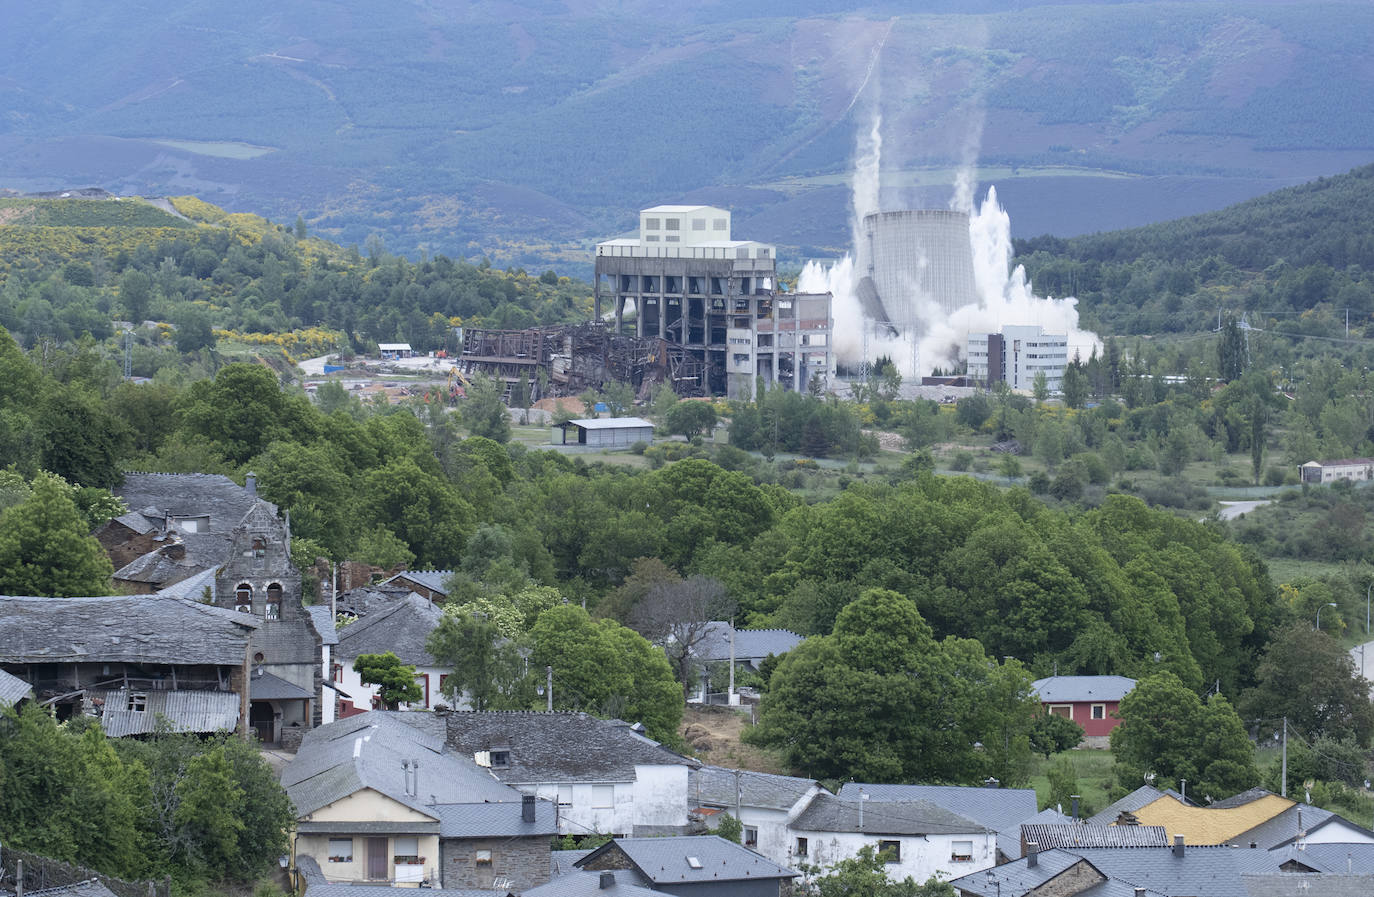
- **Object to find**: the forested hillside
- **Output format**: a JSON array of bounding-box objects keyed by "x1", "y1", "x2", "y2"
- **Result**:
[
  {"x1": 0, "y1": 195, "x2": 591, "y2": 367},
  {"x1": 1017, "y1": 162, "x2": 1374, "y2": 337}
]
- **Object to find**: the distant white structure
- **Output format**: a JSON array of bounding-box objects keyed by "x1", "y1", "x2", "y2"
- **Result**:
[
  {"x1": 861, "y1": 210, "x2": 979, "y2": 324},
  {"x1": 1301, "y1": 458, "x2": 1374, "y2": 484},
  {"x1": 597, "y1": 205, "x2": 776, "y2": 260},
  {"x1": 967, "y1": 325, "x2": 1068, "y2": 391}
]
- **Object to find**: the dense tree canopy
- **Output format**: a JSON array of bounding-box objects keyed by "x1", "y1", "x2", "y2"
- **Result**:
[{"x1": 0, "y1": 473, "x2": 113, "y2": 596}]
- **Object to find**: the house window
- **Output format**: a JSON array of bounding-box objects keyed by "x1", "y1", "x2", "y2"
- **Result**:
[
  {"x1": 475, "y1": 849, "x2": 492, "y2": 866},
  {"x1": 1091, "y1": 704, "x2": 1106, "y2": 720},
  {"x1": 744, "y1": 827, "x2": 758, "y2": 848},
  {"x1": 128, "y1": 692, "x2": 148, "y2": 712},
  {"x1": 951, "y1": 841, "x2": 973, "y2": 862},
  {"x1": 490, "y1": 750, "x2": 511, "y2": 769},
  {"x1": 665, "y1": 218, "x2": 680, "y2": 230},
  {"x1": 878, "y1": 840, "x2": 900, "y2": 863},
  {"x1": 795, "y1": 837, "x2": 808, "y2": 858},
  {"x1": 328, "y1": 839, "x2": 353, "y2": 863},
  {"x1": 251, "y1": 537, "x2": 267, "y2": 558},
  {"x1": 1049, "y1": 704, "x2": 1073, "y2": 720},
  {"x1": 713, "y1": 218, "x2": 727, "y2": 231},
  {"x1": 557, "y1": 786, "x2": 573, "y2": 808},
  {"x1": 235, "y1": 583, "x2": 253, "y2": 613},
  {"x1": 393, "y1": 837, "x2": 421, "y2": 865},
  {"x1": 591, "y1": 785, "x2": 614, "y2": 809}
]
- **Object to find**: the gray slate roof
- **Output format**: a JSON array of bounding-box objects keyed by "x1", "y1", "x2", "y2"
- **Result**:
[
  {"x1": 96, "y1": 687, "x2": 240, "y2": 736},
  {"x1": 115, "y1": 472, "x2": 274, "y2": 529},
  {"x1": 956, "y1": 845, "x2": 1266, "y2": 897},
  {"x1": 837, "y1": 782, "x2": 1038, "y2": 857},
  {"x1": 0, "y1": 594, "x2": 257, "y2": 666},
  {"x1": 112, "y1": 539, "x2": 215, "y2": 587},
  {"x1": 250, "y1": 668, "x2": 314, "y2": 701},
  {"x1": 0, "y1": 668, "x2": 33, "y2": 707},
  {"x1": 693, "y1": 622, "x2": 803, "y2": 662},
  {"x1": 690, "y1": 765, "x2": 819, "y2": 812},
  {"x1": 154, "y1": 567, "x2": 220, "y2": 602},
  {"x1": 296, "y1": 855, "x2": 501, "y2": 897},
  {"x1": 550, "y1": 849, "x2": 594, "y2": 878},
  {"x1": 441, "y1": 711, "x2": 697, "y2": 783},
  {"x1": 518, "y1": 871, "x2": 661, "y2": 897},
  {"x1": 381, "y1": 570, "x2": 453, "y2": 596},
  {"x1": 1243, "y1": 874, "x2": 1374, "y2": 897},
  {"x1": 951, "y1": 847, "x2": 1084, "y2": 896},
  {"x1": 1021, "y1": 823, "x2": 1169, "y2": 849},
  {"x1": 1031, "y1": 675, "x2": 1136, "y2": 703},
  {"x1": 1270, "y1": 843, "x2": 1374, "y2": 874},
  {"x1": 432, "y1": 800, "x2": 558, "y2": 838},
  {"x1": 335, "y1": 593, "x2": 441, "y2": 666},
  {"x1": 336, "y1": 585, "x2": 414, "y2": 618},
  {"x1": 1085, "y1": 785, "x2": 1192, "y2": 826},
  {"x1": 577, "y1": 835, "x2": 797, "y2": 884},
  {"x1": 282, "y1": 711, "x2": 519, "y2": 819},
  {"x1": 305, "y1": 605, "x2": 339, "y2": 646},
  {"x1": 792, "y1": 793, "x2": 989, "y2": 836},
  {"x1": 17, "y1": 881, "x2": 121, "y2": 897}
]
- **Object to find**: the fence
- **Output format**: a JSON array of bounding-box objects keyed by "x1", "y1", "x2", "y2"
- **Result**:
[{"x1": 0, "y1": 844, "x2": 170, "y2": 897}]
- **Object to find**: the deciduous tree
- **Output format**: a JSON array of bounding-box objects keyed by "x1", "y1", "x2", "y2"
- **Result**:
[
  {"x1": 353, "y1": 652, "x2": 423, "y2": 710},
  {"x1": 0, "y1": 473, "x2": 113, "y2": 596}
]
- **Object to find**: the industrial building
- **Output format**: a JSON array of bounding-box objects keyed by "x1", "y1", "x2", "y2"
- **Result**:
[
  {"x1": 967, "y1": 325, "x2": 1068, "y2": 391},
  {"x1": 858, "y1": 210, "x2": 978, "y2": 331},
  {"x1": 593, "y1": 205, "x2": 833, "y2": 399}
]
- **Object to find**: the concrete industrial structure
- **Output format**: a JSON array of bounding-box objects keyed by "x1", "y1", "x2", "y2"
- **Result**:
[
  {"x1": 593, "y1": 205, "x2": 833, "y2": 399},
  {"x1": 967, "y1": 325, "x2": 1068, "y2": 391},
  {"x1": 859, "y1": 210, "x2": 978, "y2": 330}
]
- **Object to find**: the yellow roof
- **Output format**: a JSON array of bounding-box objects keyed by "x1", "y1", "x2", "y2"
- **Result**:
[{"x1": 1130, "y1": 793, "x2": 1294, "y2": 844}]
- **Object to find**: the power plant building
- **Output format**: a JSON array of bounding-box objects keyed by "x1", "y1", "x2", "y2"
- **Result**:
[
  {"x1": 594, "y1": 205, "x2": 832, "y2": 398},
  {"x1": 860, "y1": 210, "x2": 978, "y2": 330},
  {"x1": 967, "y1": 325, "x2": 1068, "y2": 391}
]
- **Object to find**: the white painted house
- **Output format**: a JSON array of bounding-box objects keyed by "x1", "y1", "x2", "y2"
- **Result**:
[
  {"x1": 441, "y1": 710, "x2": 699, "y2": 837},
  {"x1": 788, "y1": 793, "x2": 998, "y2": 883},
  {"x1": 334, "y1": 593, "x2": 451, "y2": 716},
  {"x1": 690, "y1": 765, "x2": 823, "y2": 866}
]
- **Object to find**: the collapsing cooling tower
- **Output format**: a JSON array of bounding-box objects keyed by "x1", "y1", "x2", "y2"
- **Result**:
[{"x1": 860, "y1": 210, "x2": 978, "y2": 332}]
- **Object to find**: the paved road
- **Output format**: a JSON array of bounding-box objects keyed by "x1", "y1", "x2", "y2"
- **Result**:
[
  {"x1": 1217, "y1": 499, "x2": 1273, "y2": 520},
  {"x1": 1351, "y1": 641, "x2": 1374, "y2": 697}
]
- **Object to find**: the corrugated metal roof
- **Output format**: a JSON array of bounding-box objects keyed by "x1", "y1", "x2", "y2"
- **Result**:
[
  {"x1": 0, "y1": 668, "x2": 33, "y2": 707},
  {"x1": 1021, "y1": 823, "x2": 1169, "y2": 849},
  {"x1": 565, "y1": 418, "x2": 655, "y2": 430},
  {"x1": 95, "y1": 688, "x2": 240, "y2": 736}
]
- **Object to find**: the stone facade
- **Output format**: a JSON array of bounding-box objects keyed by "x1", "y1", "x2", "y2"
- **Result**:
[
  {"x1": 440, "y1": 836, "x2": 551, "y2": 891},
  {"x1": 1028, "y1": 859, "x2": 1105, "y2": 897}
]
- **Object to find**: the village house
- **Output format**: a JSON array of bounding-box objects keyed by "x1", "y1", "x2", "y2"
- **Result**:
[
  {"x1": 688, "y1": 765, "x2": 822, "y2": 865},
  {"x1": 1030, "y1": 675, "x2": 1136, "y2": 745},
  {"x1": 440, "y1": 710, "x2": 699, "y2": 838},
  {"x1": 379, "y1": 571, "x2": 453, "y2": 604},
  {"x1": 574, "y1": 836, "x2": 797, "y2": 897},
  {"x1": 283, "y1": 712, "x2": 556, "y2": 893},
  {"x1": 836, "y1": 783, "x2": 1041, "y2": 865},
  {"x1": 334, "y1": 592, "x2": 450, "y2": 715}
]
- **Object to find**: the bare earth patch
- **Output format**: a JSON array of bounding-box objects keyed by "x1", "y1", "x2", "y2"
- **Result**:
[{"x1": 680, "y1": 705, "x2": 793, "y2": 775}]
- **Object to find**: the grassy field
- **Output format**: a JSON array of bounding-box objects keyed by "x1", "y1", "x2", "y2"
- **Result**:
[{"x1": 1027, "y1": 749, "x2": 1117, "y2": 816}]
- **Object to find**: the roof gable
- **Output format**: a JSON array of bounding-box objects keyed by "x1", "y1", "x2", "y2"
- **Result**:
[
  {"x1": 577, "y1": 836, "x2": 796, "y2": 883},
  {"x1": 792, "y1": 793, "x2": 989, "y2": 836},
  {"x1": 335, "y1": 593, "x2": 441, "y2": 665}
]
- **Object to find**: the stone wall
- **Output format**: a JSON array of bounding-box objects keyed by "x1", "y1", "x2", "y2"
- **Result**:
[{"x1": 440, "y1": 836, "x2": 551, "y2": 892}]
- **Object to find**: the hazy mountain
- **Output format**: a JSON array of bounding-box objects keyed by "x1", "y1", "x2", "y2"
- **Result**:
[{"x1": 3, "y1": 1, "x2": 1371, "y2": 272}]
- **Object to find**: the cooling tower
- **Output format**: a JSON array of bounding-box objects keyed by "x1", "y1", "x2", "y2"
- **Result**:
[{"x1": 861, "y1": 210, "x2": 978, "y2": 331}]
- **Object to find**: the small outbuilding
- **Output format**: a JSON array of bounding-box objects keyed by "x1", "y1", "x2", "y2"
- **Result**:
[
  {"x1": 1300, "y1": 458, "x2": 1374, "y2": 484},
  {"x1": 556, "y1": 417, "x2": 655, "y2": 448}
]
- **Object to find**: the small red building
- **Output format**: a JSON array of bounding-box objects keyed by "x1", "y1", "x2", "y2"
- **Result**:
[{"x1": 1032, "y1": 675, "x2": 1136, "y2": 742}]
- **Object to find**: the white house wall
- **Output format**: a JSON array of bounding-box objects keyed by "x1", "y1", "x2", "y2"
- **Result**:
[
  {"x1": 632, "y1": 764, "x2": 692, "y2": 833},
  {"x1": 527, "y1": 781, "x2": 636, "y2": 836},
  {"x1": 795, "y1": 830, "x2": 997, "y2": 883},
  {"x1": 338, "y1": 664, "x2": 450, "y2": 712}
]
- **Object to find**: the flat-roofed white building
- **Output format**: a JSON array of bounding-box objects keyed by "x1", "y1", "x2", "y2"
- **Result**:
[
  {"x1": 556, "y1": 417, "x2": 655, "y2": 448},
  {"x1": 1301, "y1": 458, "x2": 1374, "y2": 484},
  {"x1": 967, "y1": 325, "x2": 1068, "y2": 391}
]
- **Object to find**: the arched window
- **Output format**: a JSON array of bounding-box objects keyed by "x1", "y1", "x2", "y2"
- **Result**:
[
  {"x1": 265, "y1": 583, "x2": 283, "y2": 620},
  {"x1": 235, "y1": 583, "x2": 253, "y2": 613}
]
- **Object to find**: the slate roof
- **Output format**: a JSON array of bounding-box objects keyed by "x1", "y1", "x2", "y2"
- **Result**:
[
  {"x1": 336, "y1": 586, "x2": 413, "y2": 618},
  {"x1": 791, "y1": 793, "x2": 990, "y2": 836},
  {"x1": 956, "y1": 845, "x2": 1265, "y2": 897},
  {"x1": 115, "y1": 472, "x2": 273, "y2": 529},
  {"x1": 1085, "y1": 786, "x2": 1192, "y2": 826},
  {"x1": 1243, "y1": 874, "x2": 1374, "y2": 897},
  {"x1": 837, "y1": 782, "x2": 1038, "y2": 858},
  {"x1": 335, "y1": 593, "x2": 442, "y2": 666},
  {"x1": 0, "y1": 668, "x2": 33, "y2": 707},
  {"x1": 255, "y1": 618, "x2": 323, "y2": 667},
  {"x1": 0, "y1": 594, "x2": 257, "y2": 666},
  {"x1": 690, "y1": 764, "x2": 819, "y2": 812},
  {"x1": 13, "y1": 881, "x2": 121, "y2": 897},
  {"x1": 282, "y1": 711, "x2": 518, "y2": 818},
  {"x1": 577, "y1": 835, "x2": 797, "y2": 884},
  {"x1": 382, "y1": 570, "x2": 453, "y2": 596},
  {"x1": 250, "y1": 668, "x2": 313, "y2": 701},
  {"x1": 518, "y1": 870, "x2": 661, "y2": 897},
  {"x1": 296, "y1": 856, "x2": 501, "y2": 897},
  {"x1": 693, "y1": 622, "x2": 803, "y2": 662},
  {"x1": 112, "y1": 539, "x2": 214, "y2": 587},
  {"x1": 951, "y1": 847, "x2": 1084, "y2": 896},
  {"x1": 432, "y1": 800, "x2": 558, "y2": 838},
  {"x1": 1021, "y1": 823, "x2": 1169, "y2": 849},
  {"x1": 154, "y1": 567, "x2": 220, "y2": 602},
  {"x1": 1229, "y1": 802, "x2": 1338, "y2": 848},
  {"x1": 1031, "y1": 675, "x2": 1137, "y2": 703},
  {"x1": 305, "y1": 605, "x2": 339, "y2": 646},
  {"x1": 1270, "y1": 843, "x2": 1374, "y2": 874},
  {"x1": 95, "y1": 688, "x2": 241, "y2": 736},
  {"x1": 441, "y1": 711, "x2": 697, "y2": 783},
  {"x1": 550, "y1": 849, "x2": 594, "y2": 878}
]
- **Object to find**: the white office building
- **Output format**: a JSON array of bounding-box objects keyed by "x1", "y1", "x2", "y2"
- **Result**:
[{"x1": 967, "y1": 325, "x2": 1068, "y2": 391}]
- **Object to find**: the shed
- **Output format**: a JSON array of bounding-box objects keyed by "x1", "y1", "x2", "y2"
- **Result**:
[{"x1": 556, "y1": 417, "x2": 655, "y2": 448}]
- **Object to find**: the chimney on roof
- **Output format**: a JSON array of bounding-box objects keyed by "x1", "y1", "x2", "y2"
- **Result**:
[
  {"x1": 1026, "y1": 842, "x2": 1038, "y2": 868},
  {"x1": 1172, "y1": 834, "x2": 1185, "y2": 858},
  {"x1": 599, "y1": 871, "x2": 615, "y2": 889},
  {"x1": 522, "y1": 794, "x2": 536, "y2": 823},
  {"x1": 245, "y1": 472, "x2": 257, "y2": 496},
  {"x1": 1071, "y1": 794, "x2": 1080, "y2": 821},
  {"x1": 411, "y1": 758, "x2": 419, "y2": 798}
]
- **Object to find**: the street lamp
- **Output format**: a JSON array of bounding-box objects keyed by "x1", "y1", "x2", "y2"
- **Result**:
[{"x1": 1317, "y1": 602, "x2": 1338, "y2": 631}]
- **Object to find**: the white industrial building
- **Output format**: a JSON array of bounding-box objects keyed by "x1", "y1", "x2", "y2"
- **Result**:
[
  {"x1": 967, "y1": 325, "x2": 1068, "y2": 391},
  {"x1": 1300, "y1": 458, "x2": 1374, "y2": 484},
  {"x1": 555, "y1": 417, "x2": 655, "y2": 448}
]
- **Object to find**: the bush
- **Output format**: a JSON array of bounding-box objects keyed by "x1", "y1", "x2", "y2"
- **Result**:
[
  {"x1": 950, "y1": 450, "x2": 974, "y2": 471},
  {"x1": 1264, "y1": 465, "x2": 1287, "y2": 486},
  {"x1": 630, "y1": 440, "x2": 648, "y2": 455}
]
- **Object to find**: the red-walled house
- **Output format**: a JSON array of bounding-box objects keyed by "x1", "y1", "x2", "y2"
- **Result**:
[{"x1": 1032, "y1": 676, "x2": 1136, "y2": 744}]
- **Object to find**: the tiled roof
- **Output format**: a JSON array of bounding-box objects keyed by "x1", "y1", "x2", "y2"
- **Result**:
[
  {"x1": 1273, "y1": 843, "x2": 1374, "y2": 874},
  {"x1": 336, "y1": 586, "x2": 413, "y2": 618},
  {"x1": 335, "y1": 593, "x2": 441, "y2": 666},
  {"x1": 577, "y1": 835, "x2": 796, "y2": 884},
  {"x1": 1031, "y1": 675, "x2": 1136, "y2": 703},
  {"x1": 250, "y1": 668, "x2": 313, "y2": 701},
  {"x1": 837, "y1": 782, "x2": 1038, "y2": 858},
  {"x1": 690, "y1": 765, "x2": 819, "y2": 812},
  {"x1": 153, "y1": 567, "x2": 220, "y2": 602},
  {"x1": 951, "y1": 847, "x2": 1085, "y2": 896},
  {"x1": 432, "y1": 800, "x2": 558, "y2": 838},
  {"x1": 1021, "y1": 823, "x2": 1169, "y2": 849},
  {"x1": 693, "y1": 622, "x2": 804, "y2": 662},
  {"x1": 96, "y1": 688, "x2": 240, "y2": 736},
  {"x1": 0, "y1": 594, "x2": 257, "y2": 666},
  {"x1": 305, "y1": 605, "x2": 339, "y2": 646},
  {"x1": 441, "y1": 711, "x2": 696, "y2": 783},
  {"x1": 519, "y1": 870, "x2": 661, "y2": 897},
  {"x1": 792, "y1": 793, "x2": 989, "y2": 836},
  {"x1": 382, "y1": 570, "x2": 453, "y2": 596},
  {"x1": 0, "y1": 668, "x2": 33, "y2": 707},
  {"x1": 282, "y1": 711, "x2": 518, "y2": 818}
]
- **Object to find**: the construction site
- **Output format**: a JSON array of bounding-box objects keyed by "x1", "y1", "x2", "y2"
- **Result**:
[{"x1": 458, "y1": 204, "x2": 835, "y2": 401}]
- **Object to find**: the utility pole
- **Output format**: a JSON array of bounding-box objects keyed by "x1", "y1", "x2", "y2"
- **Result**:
[
  {"x1": 1281, "y1": 717, "x2": 1288, "y2": 799},
  {"x1": 545, "y1": 665, "x2": 553, "y2": 711}
]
